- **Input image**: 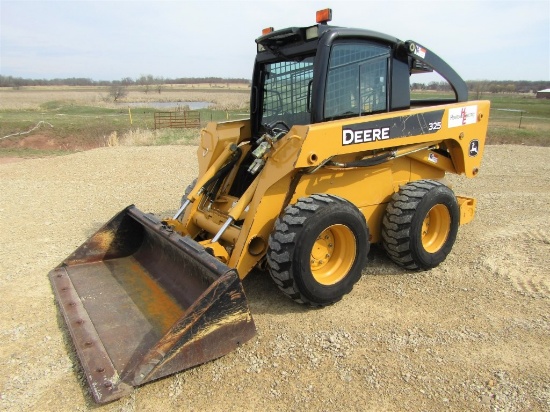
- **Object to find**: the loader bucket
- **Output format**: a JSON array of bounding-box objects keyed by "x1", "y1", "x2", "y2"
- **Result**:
[{"x1": 48, "y1": 205, "x2": 256, "y2": 404}]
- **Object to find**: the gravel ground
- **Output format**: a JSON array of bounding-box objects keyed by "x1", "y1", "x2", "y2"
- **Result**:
[{"x1": 0, "y1": 145, "x2": 549, "y2": 411}]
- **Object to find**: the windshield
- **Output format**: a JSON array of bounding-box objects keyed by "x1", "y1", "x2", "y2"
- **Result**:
[{"x1": 261, "y1": 57, "x2": 314, "y2": 130}]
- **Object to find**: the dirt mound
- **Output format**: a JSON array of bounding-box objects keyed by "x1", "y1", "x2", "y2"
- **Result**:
[{"x1": 0, "y1": 145, "x2": 548, "y2": 411}]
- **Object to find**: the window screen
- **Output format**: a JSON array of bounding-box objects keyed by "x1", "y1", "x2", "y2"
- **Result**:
[
  {"x1": 262, "y1": 58, "x2": 314, "y2": 128},
  {"x1": 325, "y1": 43, "x2": 390, "y2": 119}
]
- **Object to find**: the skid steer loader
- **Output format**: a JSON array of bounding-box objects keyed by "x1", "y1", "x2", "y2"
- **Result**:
[{"x1": 49, "y1": 9, "x2": 490, "y2": 403}]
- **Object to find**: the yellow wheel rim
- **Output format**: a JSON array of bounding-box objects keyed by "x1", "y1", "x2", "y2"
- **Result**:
[
  {"x1": 310, "y1": 224, "x2": 356, "y2": 286},
  {"x1": 421, "y1": 204, "x2": 451, "y2": 253}
]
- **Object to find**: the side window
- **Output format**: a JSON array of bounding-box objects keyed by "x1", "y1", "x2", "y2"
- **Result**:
[
  {"x1": 325, "y1": 43, "x2": 390, "y2": 119},
  {"x1": 262, "y1": 58, "x2": 314, "y2": 128}
]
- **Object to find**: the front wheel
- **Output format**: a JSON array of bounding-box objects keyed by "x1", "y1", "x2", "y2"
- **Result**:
[
  {"x1": 267, "y1": 194, "x2": 369, "y2": 306},
  {"x1": 382, "y1": 180, "x2": 459, "y2": 270}
]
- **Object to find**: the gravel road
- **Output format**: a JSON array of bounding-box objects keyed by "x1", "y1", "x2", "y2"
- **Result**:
[{"x1": 0, "y1": 145, "x2": 549, "y2": 411}]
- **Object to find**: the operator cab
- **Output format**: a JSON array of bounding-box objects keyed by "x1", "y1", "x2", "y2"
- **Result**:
[{"x1": 251, "y1": 8, "x2": 467, "y2": 138}]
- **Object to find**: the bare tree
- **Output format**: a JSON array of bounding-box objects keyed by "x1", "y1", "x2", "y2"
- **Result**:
[
  {"x1": 472, "y1": 81, "x2": 488, "y2": 99},
  {"x1": 109, "y1": 83, "x2": 128, "y2": 102},
  {"x1": 155, "y1": 76, "x2": 164, "y2": 94},
  {"x1": 138, "y1": 74, "x2": 154, "y2": 94}
]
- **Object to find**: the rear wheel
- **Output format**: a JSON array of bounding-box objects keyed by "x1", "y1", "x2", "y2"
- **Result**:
[
  {"x1": 382, "y1": 180, "x2": 459, "y2": 270},
  {"x1": 267, "y1": 194, "x2": 369, "y2": 306}
]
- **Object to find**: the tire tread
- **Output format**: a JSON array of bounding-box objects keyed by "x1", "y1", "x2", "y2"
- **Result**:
[
  {"x1": 382, "y1": 180, "x2": 447, "y2": 270},
  {"x1": 267, "y1": 194, "x2": 363, "y2": 306}
]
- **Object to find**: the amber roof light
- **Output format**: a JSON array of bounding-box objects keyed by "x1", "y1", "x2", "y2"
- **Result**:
[
  {"x1": 316, "y1": 8, "x2": 332, "y2": 24},
  {"x1": 262, "y1": 27, "x2": 274, "y2": 36}
]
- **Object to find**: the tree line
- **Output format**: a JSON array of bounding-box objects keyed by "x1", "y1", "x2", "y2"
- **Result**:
[{"x1": 0, "y1": 75, "x2": 251, "y2": 89}]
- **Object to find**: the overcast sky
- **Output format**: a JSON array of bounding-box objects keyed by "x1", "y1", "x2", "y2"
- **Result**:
[{"x1": 1, "y1": 0, "x2": 549, "y2": 81}]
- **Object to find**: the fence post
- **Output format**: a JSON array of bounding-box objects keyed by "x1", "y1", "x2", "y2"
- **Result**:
[{"x1": 518, "y1": 110, "x2": 523, "y2": 129}]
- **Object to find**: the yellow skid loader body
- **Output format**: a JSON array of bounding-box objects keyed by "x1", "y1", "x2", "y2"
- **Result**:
[{"x1": 174, "y1": 100, "x2": 489, "y2": 280}]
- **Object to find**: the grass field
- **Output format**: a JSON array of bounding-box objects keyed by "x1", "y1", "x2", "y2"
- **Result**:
[
  {"x1": 482, "y1": 94, "x2": 550, "y2": 145},
  {"x1": 0, "y1": 85, "x2": 250, "y2": 156},
  {"x1": 0, "y1": 87, "x2": 548, "y2": 158}
]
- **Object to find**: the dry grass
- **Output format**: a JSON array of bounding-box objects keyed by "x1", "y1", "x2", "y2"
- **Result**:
[
  {"x1": 0, "y1": 89, "x2": 106, "y2": 110},
  {"x1": 0, "y1": 84, "x2": 250, "y2": 111},
  {"x1": 117, "y1": 128, "x2": 200, "y2": 146}
]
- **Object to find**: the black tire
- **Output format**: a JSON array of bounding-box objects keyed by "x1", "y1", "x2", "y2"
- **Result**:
[
  {"x1": 267, "y1": 194, "x2": 369, "y2": 306},
  {"x1": 382, "y1": 180, "x2": 459, "y2": 270}
]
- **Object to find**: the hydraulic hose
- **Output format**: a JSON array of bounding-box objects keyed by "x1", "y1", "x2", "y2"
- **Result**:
[
  {"x1": 328, "y1": 151, "x2": 394, "y2": 168},
  {"x1": 203, "y1": 147, "x2": 242, "y2": 201}
]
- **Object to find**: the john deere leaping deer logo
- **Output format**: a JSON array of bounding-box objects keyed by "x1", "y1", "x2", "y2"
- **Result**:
[{"x1": 469, "y1": 139, "x2": 479, "y2": 157}]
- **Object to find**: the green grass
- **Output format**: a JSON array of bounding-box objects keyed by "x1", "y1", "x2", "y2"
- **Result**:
[
  {"x1": 0, "y1": 101, "x2": 249, "y2": 156},
  {"x1": 486, "y1": 126, "x2": 547, "y2": 145},
  {"x1": 483, "y1": 94, "x2": 549, "y2": 116},
  {"x1": 0, "y1": 103, "x2": 147, "y2": 142},
  {"x1": 485, "y1": 94, "x2": 550, "y2": 146}
]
